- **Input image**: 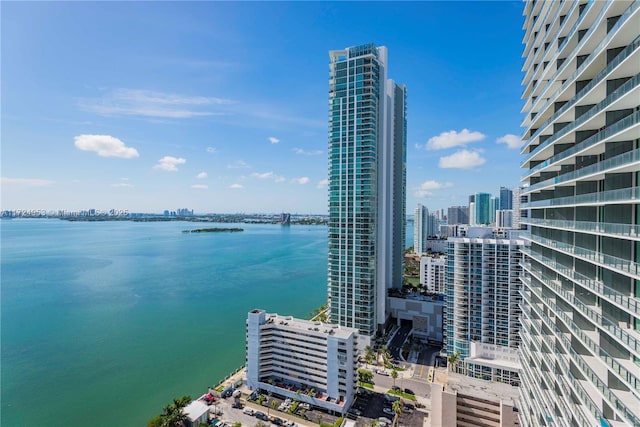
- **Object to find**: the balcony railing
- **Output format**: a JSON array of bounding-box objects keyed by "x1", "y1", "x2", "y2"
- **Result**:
[
  {"x1": 523, "y1": 297, "x2": 603, "y2": 426},
  {"x1": 521, "y1": 288, "x2": 638, "y2": 426},
  {"x1": 523, "y1": 0, "x2": 638, "y2": 148},
  {"x1": 523, "y1": 34, "x2": 640, "y2": 161},
  {"x1": 523, "y1": 185, "x2": 640, "y2": 208},
  {"x1": 522, "y1": 269, "x2": 640, "y2": 394},
  {"x1": 521, "y1": 217, "x2": 640, "y2": 240},
  {"x1": 521, "y1": 247, "x2": 639, "y2": 316},
  {"x1": 526, "y1": 233, "x2": 640, "y2": 278},
  {"x1": 524, "y1": 109, "x2": 640, "y2": 180},
  {"x1": 526, "y1": 146, "x2": 640, "y2": 194}
]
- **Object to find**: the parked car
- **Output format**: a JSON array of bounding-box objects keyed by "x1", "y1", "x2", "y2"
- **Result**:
[
  {"x1": 404, "y1": 388, "x2": 415, "y2": 395},
  {"x1": 284, "y1": 421, "x2": 296, "y2": 427},
  {"x1": 255, "y1": 411, "x2": 268, "y2": 421},
  {"x1": 383, "y1": 407, "x2": 395, "y2": 415},
  {"x1": 378, "y1": 417, "x2": 392, "y2": 425},
  {"x1": 242, "y1": 407, "x2": 254, "y2": 416}
]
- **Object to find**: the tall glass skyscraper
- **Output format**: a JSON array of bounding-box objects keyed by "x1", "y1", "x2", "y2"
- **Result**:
[
  {"x1": 327, "y1": 44, "x2": 406, "y2": 341},
  {"x1": 518, "y1": 1, "x2": 639, "y2": 426},
  {"x1": 474, "y1": 192, "x2": 492, "y2": 225}
]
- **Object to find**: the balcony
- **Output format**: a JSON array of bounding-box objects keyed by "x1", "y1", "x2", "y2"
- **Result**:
[
  {"x1": 521, "y1": 247, "x2": 638, "y2": 316},
  {"x1": 523, "y1": 185, "x2": 640, "y2": 209},
  {"x1": 521, "y1": 217, "x2": 640, "y2": 240},
  {"x1": 527, "y1": 233, "x2": 640, "y2": 278}
]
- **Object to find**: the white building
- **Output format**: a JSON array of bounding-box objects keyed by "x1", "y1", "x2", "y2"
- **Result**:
[
  {"x1": 327, "y1": 44, "x2": 406, "y2": 342},
  {"x1": 245, "y1": 309, "x2": 359, "y2": 414},
  {"x1": 420, "y1": 255, "x2": 447, "y2": 294},
  {"x1": 519, "y1": 1, "x2": 640, "y2": 426},
  {"x1": 444, "y1": 237, "x2": 528, "y2": 386}
]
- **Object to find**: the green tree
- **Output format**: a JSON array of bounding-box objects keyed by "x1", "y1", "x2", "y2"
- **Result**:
[
  {"x1": 392, "y1": 400, "x2": 403, "y2": 426},
  {"x1": 358, "y1": 368, "x2": 373, "y2": 384},
  {"x1": 149, "y1": 395, "x2": 192, "y2": 427},
  {"x1": 271, "y1": 399, "x2": 278, "y2": 415},
  {"x1": 363, "y1": 345, "x2": 375, "y2": 366},
  {"x1": 391, "y1": 368, "x2": 398, "y2": 388},
  {"x1": 381, "y1": 345, "x2": 391, "y2": 366},
  {"x1": 448, "y1": 351, "x2": 461, "y2": 371},
  {"x1": 233, "y1": 423, "x2": 242, "y2": 427}
]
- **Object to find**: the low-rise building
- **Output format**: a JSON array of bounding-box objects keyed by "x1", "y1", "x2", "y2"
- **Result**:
[
  {"x1": 245, "y1": 309, "x2": 358, "y2": 414},
  {"x1": 387, "y1": 295, "x2": 443, "y2": 343},
  {"x1": 431, "y1": 371, "x2": 520, "y2": 427},
  {"x1": 183, "y1": 400, "x2": 209, "y2": 427}
]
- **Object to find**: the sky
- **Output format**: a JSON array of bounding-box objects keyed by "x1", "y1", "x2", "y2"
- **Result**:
[{"x1": 2, "y1": 1, "x2": 527, "y2": 214}]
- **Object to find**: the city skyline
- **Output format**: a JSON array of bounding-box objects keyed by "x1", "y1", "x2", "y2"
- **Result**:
[{"x1": 2, "y1": 1, "x2": 525, "y2": 213}]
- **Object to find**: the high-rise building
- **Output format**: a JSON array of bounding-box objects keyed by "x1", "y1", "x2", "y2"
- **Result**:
[
  {"x1": 519, "y1": 1, "x2": 639, "y2": 426},
  {"x1": 414, "y1": 204, "x2": 429, "y2": 254},
  {"x1": 327, "y1": 44, "x2": 406, "y2": 341},
  {"x1": 499, "y1": 186, "x2": 514, "y2": 211},
  {"x1": 444, "y1": 234, "x2": 527, "y2": 385},
  {"x1": 474, "y1": 192, "x2": 492, "y2": 225},
  {"x1": 447, "y1": 205, "x2": 469, "y2": 225}
]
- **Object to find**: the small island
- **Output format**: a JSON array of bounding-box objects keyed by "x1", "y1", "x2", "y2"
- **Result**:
[{"x1": 182, "y1": 227, "x2": 244, "y2": 233}]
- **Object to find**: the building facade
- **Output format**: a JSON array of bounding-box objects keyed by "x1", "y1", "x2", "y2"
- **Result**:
[
  {"x1": 518, "y1": 1, "x2": 640, "y2": 426},
  {"x1": 327, "y1": 44, "x2": 406, "y2": 341},
  {"x1": 414, "y1": 204, "x2": 429, "y2": 254},
  {"x1": 448, "y1": 205, "x2": 470, "y2": 225},
  {"x1": 420, "y1": 255, "x2": 447, "y2": 294},
  {"x1": 474, "y1": 193, "x2": 492, "y2": 225},
  {"x1": 245, "y1": 310, "x2": 359, "y2": 414},
  {"x1": 444, "y1": 236, "x2": 527, "y2": 385},
  {"x1": 499, "y1": 186, "x2": 514, "y2": 211}
]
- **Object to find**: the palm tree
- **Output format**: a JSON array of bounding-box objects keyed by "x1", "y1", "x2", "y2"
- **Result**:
[
  {"x1": 391, "y1": 400, "x2": 403, "y2": 426},
  {"x1": 391, "y1": 368, "x2": 398, "y2": 388},
  {"x1": 448, "y1": 351, "x2": 461, "y2": 372},
  {"x1": 271, "y1": 399, "x2": 278, "y2": 416},
  {"x1": 381, "y1": 345, "x2": 391, "y2": 367}
]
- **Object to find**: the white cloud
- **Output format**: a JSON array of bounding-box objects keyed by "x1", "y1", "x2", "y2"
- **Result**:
[
  {"x1": 74, "y1": 134, "x2": 139, "y2": 158},
  {"x1": 293, "y1": 148, "x2": 322, "y2": 156},
  {"x1": 414, "y1": 180, "x2": 453, "y2": 198},
  {"x1": 111, "y1": 183, "x2": 133, "y2": 188},
  {"x1": 1, "y1": 177, "x2": 54, "y2": 187},
  {"x1": 274, "y1": 176, "x2": 286, "y2": 183},
  {"x1": 227, "y1": 160, "x2": 250, "y2": 169},
  {"x1": 196, "y1": 172, "x2": 208, "y2": 179},
  {"x1": 439, "y1": 149, "x2": 486, "y2": 169},
  {"x1": 229, "y1": 183, "x2": 244, "y2": 189},
  {"x1": 206, "y1": 147, "x2": 217, "y2": 154},
  {"x1": 80, "y1": 88, "x2": 234, "y2": 119},
  {"x1": 191, "y1": 184, "x2": 208, "y2": 189},
  {"x1": 292, "y1": 177, "x2": 310, "y2": 185},
  {"x1": 251, "y1": 171, "x2": 274, "y2": 180},
  {"x1": 154, "y1": 156, "x2": 186, "y2": 172},
  {"x1": 497, "y1": 134, "x2": 524, "y2": 149},
  {"x1": 268, "y1": 136, "x2": 280, "y2": 144},
  {"x1": 317, "y1": 179, "x2": 329, "y2": 189},
  {"x1": 425, "y1": 129, "x2": 485, "y2": 150}
]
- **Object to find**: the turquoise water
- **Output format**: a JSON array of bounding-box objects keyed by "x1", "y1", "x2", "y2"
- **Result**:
[{"x1": 1, "y1": 219, "x2": 413, "y2": 426}]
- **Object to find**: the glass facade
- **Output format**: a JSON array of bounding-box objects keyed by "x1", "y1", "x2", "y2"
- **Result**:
[
  {"x1": 327, "y1": 44, "x2": 406, "y2": 338},
  {"x1": 519, "y1": 1, "x2": 640, "y2": 426}
]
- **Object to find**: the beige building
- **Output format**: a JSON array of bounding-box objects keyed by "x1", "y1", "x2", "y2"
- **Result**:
[{"x1": 431, "y1": 371, "x2": 520, "y2": 427}]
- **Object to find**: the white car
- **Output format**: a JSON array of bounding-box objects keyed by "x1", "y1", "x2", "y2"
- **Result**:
[{"x1": 242, "y1": 407, "x2": 254, "y2": 416}]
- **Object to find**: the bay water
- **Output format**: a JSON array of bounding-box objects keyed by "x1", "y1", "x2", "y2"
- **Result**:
[{"x1": 1, "y1": 219, "x2": 413, "y2": 426}]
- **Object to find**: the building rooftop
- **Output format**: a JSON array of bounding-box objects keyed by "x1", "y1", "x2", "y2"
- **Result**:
[
  {"x1": 183, "y1": 400, "x2": 209, "y2": 422},
  {"x1": 259, "y1": 311, "x2": 358, "y2": 340},
  {"x1": 440, "y1": 371, "x2": 521, "y2": 405}
]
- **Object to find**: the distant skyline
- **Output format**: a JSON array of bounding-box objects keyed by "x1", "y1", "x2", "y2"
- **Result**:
[{"x1": 2, "y1": 1, "x2": 525, "y2": 213}]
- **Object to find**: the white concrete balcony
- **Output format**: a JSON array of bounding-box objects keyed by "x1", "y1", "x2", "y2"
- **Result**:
[
  {"x1": 522, "y1": 34, "x2": 640, "y2": 156},
  {"x1": 521, "y1": 247, "x2": 639, "y2": 317},
  {"x1": 521, "y1": 217, "x2": 640, "y2": 241},
  {"x1": 523, "y1": 185, "x2": 640, "y2": 209},
  {"x1": 527, "y1": 233, "x2": 640, "y2": 279}
]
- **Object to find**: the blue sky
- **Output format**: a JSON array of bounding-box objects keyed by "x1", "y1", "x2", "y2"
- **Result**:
[{"x1": 2, "y1": 1, "x2": 526, "y2": 214}]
